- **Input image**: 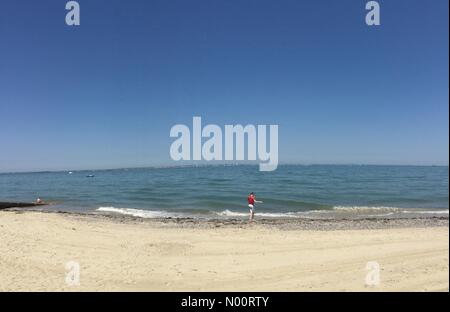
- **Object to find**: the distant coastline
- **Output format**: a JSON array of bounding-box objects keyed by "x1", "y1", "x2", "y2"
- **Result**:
[{"x1": 0, "y1": 162, "x2": 448, "y2": 175}]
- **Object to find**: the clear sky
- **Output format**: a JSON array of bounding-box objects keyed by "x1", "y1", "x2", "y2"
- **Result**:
[{"x1": 0, "y1": 0, "x2": 448, "y2": 172}]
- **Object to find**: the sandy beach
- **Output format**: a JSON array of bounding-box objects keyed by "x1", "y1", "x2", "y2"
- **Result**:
[{"x1": 0, "y1": 210, "x2": 448, "y2": 291}]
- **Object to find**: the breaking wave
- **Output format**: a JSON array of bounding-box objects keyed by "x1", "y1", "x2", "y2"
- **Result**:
[{"x1": 96, "y1": 206, "x2": 449, "y2": 219}]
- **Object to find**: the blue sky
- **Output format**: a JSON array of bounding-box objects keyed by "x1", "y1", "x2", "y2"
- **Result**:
[{"x1": 0, "y1": 0, "x2": 448, "y2": 172}]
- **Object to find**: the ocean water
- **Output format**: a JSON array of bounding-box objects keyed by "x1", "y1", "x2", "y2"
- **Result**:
[{"x1": 0, "y1": 165, "x2": 448, "y2": 219}]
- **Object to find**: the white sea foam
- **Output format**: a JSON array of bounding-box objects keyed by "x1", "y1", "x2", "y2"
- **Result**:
[
  {"x1": 97, "y1": 207, "x2": 179, "y2": 218},
  {"x1": 401, "y1": 209, "x2": 449, "y2": 215},
  {"x1": 332, "y1": 206, "x2": 402, "y2": 212},
  {"x1": 218, "y1": 207, "x2": 449, "y2": 218},
  {"x1": 332, "y1": 206, "x2": 449, "y2": 215},
  {"x1": 97, "y1": 207, "x2": 301, "y2": 219},
  {"x1": 217, "y1": 209, "x2": 299, "y2": 218},
  {"x1": 96, "y1": 206, "x2": 448, "y2": 220}
]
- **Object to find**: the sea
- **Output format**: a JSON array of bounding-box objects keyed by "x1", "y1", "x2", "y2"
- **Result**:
[{"x1": 0, "y1": 165, "x2": 448, "y2": 220}]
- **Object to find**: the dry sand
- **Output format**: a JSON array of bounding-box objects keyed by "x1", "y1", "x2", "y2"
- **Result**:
[{"x1": 0, "y1": 210, "x2": 448, "y2": 291}]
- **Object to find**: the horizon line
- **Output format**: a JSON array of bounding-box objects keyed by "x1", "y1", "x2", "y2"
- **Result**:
[{"x1": 0, "y1": 162, "x2": 448, "y2": 175}]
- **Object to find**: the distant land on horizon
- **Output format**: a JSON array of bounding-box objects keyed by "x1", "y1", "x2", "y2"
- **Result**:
[{"x1": 1, "y1": 162, "x2": 448, "y2": 175}]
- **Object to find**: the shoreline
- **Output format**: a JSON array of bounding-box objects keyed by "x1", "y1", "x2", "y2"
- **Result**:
[
  {"x1": 4, "y1": 207, "x2": 449, "y2": 231},
  {"x1": 1, "y1": 210, "x2": 448, "y2": 291}
]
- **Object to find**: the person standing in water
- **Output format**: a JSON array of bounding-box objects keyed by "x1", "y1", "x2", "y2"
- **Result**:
[{"x1": 247, "y1": 192, "x2": 262, "y2": 221}]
